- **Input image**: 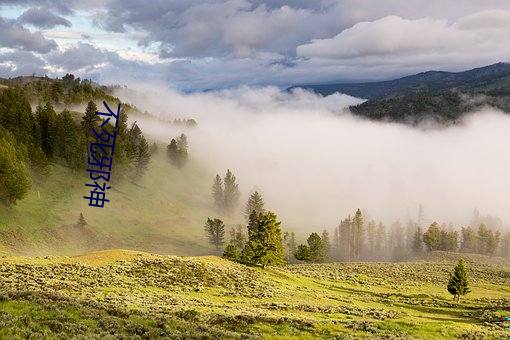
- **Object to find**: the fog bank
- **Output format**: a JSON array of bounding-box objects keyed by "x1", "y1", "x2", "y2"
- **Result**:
[{"x1": 117, "y1": 85, "x2": 510, "y2": 231}]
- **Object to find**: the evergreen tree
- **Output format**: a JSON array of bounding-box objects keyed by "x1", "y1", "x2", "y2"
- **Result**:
[
  {"x1": 500, "y1": 232, "x2": 510, "y2": 258},
  {"x1": 223, "y1": 169, "x2": 240, "y2": 214},
  {"x1": 244, "y1": 191, "x2": 265, "y2": 220},
  {"x1": 78, "y1": 213, "x2": 87, "y2": 226},
  {"x1": 81, "y1": 100, "x2": 99, "y2": 160},
  {"x1": 366, "y1": 220, "x2": 377, "y2": 259},
  {"x1": 307, "y1": 232, "x2": 325, "y2": 263},
  {"x1": 283, "y1": 231, "x2": 297, "y2": 262},
  {"x1": 55, "y1": 109, "x2": 81, "y2": 169},
  {"x1": 36, "y1": 102, "x2": 57, "y2": 158},
  {"x1": 134, "y1": 136, "x2": 151, "y2": 179},
  {"x1": 245, "y1": 211, "x2": 286, "y2": 268},
  {"x1": 212, "y1": 174, "x2": 224, "y2": 211},
  {"x1": 321, "y1": 230, "x2": 331, "y2": 262},
  {"x1": 412, "y1": 226, "x2": 423, "y2": 254},
  {"x1": 460, "y1": 226, "x2": 478, "y2": 253},
  {"x1": 204, "y1": 218, "x2": 225, "y2": 251},
  {"x1": 229, "y1": 225, "x2": 246, "y2": 251},
  {"x1": 0, "y1": 131, "x2": 31, "y2": 205},
  {"x1": 166, "y1": 134, "x2": 188, "y2": 167},
  {"x1": 423, "y1": 222, "x2": 441, "y2": 251},
  {"x1": 447, "y1": 259, "x2": 471, "y2": 303},
  {"x1": 240, "y1": 243, "x2": 255, "y2": 264},
  {"x1": 294, "y1": 244, "x2": 312, "y2": 262},
  {"x1": 375, "y1": 222, "x2": 387, "y2": 258},
  {"x1": 223, "y1": 244, "x2": 240, "y2": 262},
  {"x1": 247, "y1": 210, "x2": 259, "y2": 241},
  {"x1": 338, "y1": 216, "x2": 352, "y2": 261},
  {"x1": 352, "y1": 209, "x2": 364, "y2": 261}
]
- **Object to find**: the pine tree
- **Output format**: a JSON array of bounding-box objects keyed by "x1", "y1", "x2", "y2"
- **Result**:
[
  {"x1": 338, "y1": 216, "x2": 352, "y2": 261},
  {"x1": 460, "y1": 226, "x2": 478, "y2": 253},
  {"x1": 229, "y1": 225, "x2": 246, "y2": 251},
  {"x1": 81, "y1": 100, "x2": 99, "y2": 160},
  {"x1": 204, "y1": 218, "x2": 225, "y2": 251},
  {"x1": 211, "y1": 174, "x2": 224, "y2": 210},
  {"x1": 223, "y1": 244, "x2": 240, "y2": 262},
  {"x1": 78, "y1": 213, "x2": 87, "y2": 226},
  {"x1": 447, "y1": 259, "x2": 471, "y2": 303},
  {"x1": 423, "y1": 222, "x2": 441, "y2": 251},
  {"x1": 412, "y1": 226, "x2": 423, "y2": 254},
  {"x1": 244, "y1": 191, "x2": 265, "y2": 220},
  {"x1": 0, "y1": 132, "x2": 31, "y2": 205},
  {"x1": 294, "y1": 244, "x2": 312, "y2": 262},
  {"x1": 307, "y1": 232, "x2": 325, "y2": 263},
  {"x1": 134, "y1": 136, "x2": 151, "y2": 179},
  {"x1": 223, "y1": 169, "x2": 240, "y2": 214},
  {"x1": 240, "y1": 243, "x2": 255, "y2": 264},
  {"x1": 245, "y1": 211, "x2": 286, "y2": 268},
  {"x1": 283, "y1": 231, "x2": 297, "y2": 262},
  {"x1": 321, "y1": 230, "x2": 331, "y2": 262},
  {"x1": 352, "y1": 209, "x2": 364, "y2": 261}
]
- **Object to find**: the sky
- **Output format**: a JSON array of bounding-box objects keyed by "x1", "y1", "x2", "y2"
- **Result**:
[{"x1": 1, "y1": 0, "x2": 510, "y2": 90}]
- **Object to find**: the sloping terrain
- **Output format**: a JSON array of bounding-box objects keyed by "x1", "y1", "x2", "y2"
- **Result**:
[{"x1": 0, "y1": 250, "x2": 508, "y2": 338}]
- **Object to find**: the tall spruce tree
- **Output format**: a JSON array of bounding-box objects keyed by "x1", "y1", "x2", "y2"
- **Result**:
[
  {"x1": 447, "y1": 259, "x2": 470, "y2": 303},
  {"x1": 321, "y1": 229, "x2": 331, "y2": 262},
  {"x1": 307, "y1": 232, "x2": 325, "y2": 263},
  {"x1": 352, "y1": 209, "x2": 364, "y2": 261}
]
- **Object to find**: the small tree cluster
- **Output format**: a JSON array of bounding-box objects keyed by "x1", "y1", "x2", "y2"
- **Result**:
[
  {"x1": 211, "y1": 170, "x2": 240, "y2": 214},
  {"x1": 204, "y1": 218, "x2": 225, "y2": 251},
  {"x1": 167, "y1": 133, "x2": 188, "y2": 167},
  {"x1": 294, "y1": 232, "x2": 330, "y2": 263}
]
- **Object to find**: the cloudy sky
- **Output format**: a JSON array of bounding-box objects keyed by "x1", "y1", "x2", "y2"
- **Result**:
[{"x1": 1, "y1": 0, "x2": 510, "y2": 90}]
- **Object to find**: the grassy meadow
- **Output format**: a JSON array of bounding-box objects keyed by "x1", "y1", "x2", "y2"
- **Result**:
[{"x1": 0, "y1": 249, "x2": 508, "y2": 339}]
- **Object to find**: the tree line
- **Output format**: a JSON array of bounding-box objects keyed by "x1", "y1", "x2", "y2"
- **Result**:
[{"x1": 0, "y1": 82, "x2": 152, "y2": 205}]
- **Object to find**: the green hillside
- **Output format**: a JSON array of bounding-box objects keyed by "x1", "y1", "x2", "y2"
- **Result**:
[
  {"x1": 0, "y1": 250, "x2": 508, "y2": 338},
  {"x1": 0, "y1": 151, "x2": 223, "y2": 256}
]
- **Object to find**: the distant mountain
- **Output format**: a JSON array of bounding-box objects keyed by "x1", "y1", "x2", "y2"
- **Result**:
[{"x1": 289, "y1": 62, "x2": 510, "y2": 100}]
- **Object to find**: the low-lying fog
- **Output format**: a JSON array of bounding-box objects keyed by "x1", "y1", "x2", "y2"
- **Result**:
[{"x1": 116, "y1": 85, "x2": 510, "y2": 231}]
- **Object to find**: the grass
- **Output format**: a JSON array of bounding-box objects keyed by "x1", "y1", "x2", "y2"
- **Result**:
[
  {"x1": 0, "y1": 152, "x2": 229, "y2": 256},
  {"x1": 0, "y1": 250, "x2": 509, "y2": 338}
]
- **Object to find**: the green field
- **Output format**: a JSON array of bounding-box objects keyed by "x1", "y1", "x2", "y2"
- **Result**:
[{"x1": 0, "y1": 250, "x2": 508, "y2": 339}]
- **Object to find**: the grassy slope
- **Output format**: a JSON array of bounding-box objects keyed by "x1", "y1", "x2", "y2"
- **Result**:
[
  {"x1": 0, "y1": 250, "x2": 509, "y2": 339},
  {"x1": 0, "y1": 151, "x2": 226, "y2": 256}
]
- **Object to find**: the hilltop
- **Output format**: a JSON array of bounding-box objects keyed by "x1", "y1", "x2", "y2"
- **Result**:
[{"x1": 290, "y1": 63, "x2": 510, "y2": 124}]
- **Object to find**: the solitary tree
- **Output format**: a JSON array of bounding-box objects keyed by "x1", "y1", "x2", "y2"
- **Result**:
[
  {"x1": 78, "y1": 213, "x2": 87, "y2": 226},
  {"x1": 204, "y1": 218, "x2": 225, "y2": 251},
  {"x1": 447, "y1": 259, "x2": 471, "y2": 303}
]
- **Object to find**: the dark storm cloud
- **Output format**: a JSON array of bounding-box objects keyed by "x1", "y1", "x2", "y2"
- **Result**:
[
  {"x1": 18, "y1": 7, "x2": 72, "y2": 29},
  {"x1": 0, "y1": 16, "x2": 57, "y2": 53}
]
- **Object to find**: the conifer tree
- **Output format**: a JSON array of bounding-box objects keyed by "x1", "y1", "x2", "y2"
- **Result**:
[
  {"x1": 223, "y1": 244, "x2": 240, "y2": 262},
  {"x1": 352, "y1": 209, "x2": 364, "y2": 261},
  {"x1": 294, "y1": 244, "x2": 312, "y2": 262},
  {"x1": 204, "y1": 218, "x2": 225, "y2": 251},
  {"x1": 245, "y1": 191, "x2": 265, "y2": 220},
  {"x1": 244, "y1": 211, "x2": 285, "y2": 268},
  {"x1": 307, "y1": 232, "x2": 325, "y2": 263},
  {"x1": 423, "y1": 222, "x2": 441, "y2": 251},
  {"x1": 321, "y1": 230, "x2": 331, "y2": 261},
  {"x1": 0, "y1": 132, "x2": 31, "y2": 205},
  {"x1": 134, "y1": 136, "x2": 151, "y2": 179},
  {"x1": 412, "y1": 226, "x2": 423, "y2": 254},
  {"x1": 212, "y1": 174, "x2": 224, "y2": 210},
  {"x1": 81, "y1": 100, "x2": 99, "y2": 160},
  {"x1": 223, "y1": 169, "x2": 240, "y2": 214},
  {"x1": 78, "y1": 213, "x2": 87, "y2": 226},
  {"x1": 447, "y1": 259, "x2": 471, "y2": 303}
]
